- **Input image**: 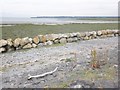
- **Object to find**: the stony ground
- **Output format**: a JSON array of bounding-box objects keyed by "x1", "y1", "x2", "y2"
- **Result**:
[{"x1": 0, "y1": 37, "x2": 118, "y2": 88}]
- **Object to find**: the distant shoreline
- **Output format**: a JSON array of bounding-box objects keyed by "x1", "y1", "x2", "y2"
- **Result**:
[
  {"x1": 1, "y1": 17, "x2": 119, "y2": 25},
  {"x1": 31, "y1": 16, "x2": 120, "y2": 18}
]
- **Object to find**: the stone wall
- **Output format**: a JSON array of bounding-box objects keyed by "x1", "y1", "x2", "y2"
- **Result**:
[{"x1": 0, "y1": 30, "x2": 119, "y2": 53}]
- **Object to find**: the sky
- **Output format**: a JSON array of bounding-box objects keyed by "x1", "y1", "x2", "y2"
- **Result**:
[{"x1": 1, "y1": 0, "x2": 119, "y2": 17}]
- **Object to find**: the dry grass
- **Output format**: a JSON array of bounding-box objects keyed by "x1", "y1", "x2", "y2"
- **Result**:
[{"x1": 90, "y1": 48, "x2": 100, "y2": 69}]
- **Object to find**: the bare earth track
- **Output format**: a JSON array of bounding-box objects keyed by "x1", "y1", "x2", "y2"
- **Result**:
[{"x1": 0, "y1": 37, "x2": 118, "y2": 88}]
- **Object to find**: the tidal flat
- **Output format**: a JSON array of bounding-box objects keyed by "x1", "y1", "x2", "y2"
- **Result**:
[{"x1": 0, "y1": 23, "x2": 118, "y2": 39}]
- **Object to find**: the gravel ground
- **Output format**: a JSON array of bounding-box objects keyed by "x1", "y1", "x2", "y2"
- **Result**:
[{"x1": 0, "y1": 37, "x2": 118, "y2": 88}]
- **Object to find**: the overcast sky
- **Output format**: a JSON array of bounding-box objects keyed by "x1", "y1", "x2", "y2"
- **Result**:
[{"x1": 1, "y1": 0, "x2": 119, "y2": 17}]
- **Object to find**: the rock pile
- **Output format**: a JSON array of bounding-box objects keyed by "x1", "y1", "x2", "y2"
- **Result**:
[{"x1": 0, "y1": 30, "x2": 119, "y2": 53}]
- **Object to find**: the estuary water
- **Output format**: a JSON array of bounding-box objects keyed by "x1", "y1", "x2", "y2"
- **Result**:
[{"x1": 0, "y1": 17, "x2": 119, "y2": 25}]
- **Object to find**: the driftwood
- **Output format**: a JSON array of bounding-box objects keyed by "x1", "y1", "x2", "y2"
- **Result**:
[{"x1": 28, "y1": 67, "x2": 58, "y2": 80}]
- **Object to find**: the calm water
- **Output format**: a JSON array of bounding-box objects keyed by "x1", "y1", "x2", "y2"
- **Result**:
[{"x1": 0, "y1": 17, "x2": 118, "y2": 24}]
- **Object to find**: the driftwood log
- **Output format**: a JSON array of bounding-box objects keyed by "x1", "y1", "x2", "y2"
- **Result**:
[{"x1": 28, "y1": 67, "x2": 58, "y2": 80}]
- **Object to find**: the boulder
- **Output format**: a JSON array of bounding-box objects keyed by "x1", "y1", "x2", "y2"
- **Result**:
[
  {"x1": 83, "y1": 36, "x2": 89, "y2": 40},
  {"x1": 76, "y1": 32, "x2": 81, "y2": 38},
  {"x1": 32, "y1": 43, "x2": 37, "y2": 48},
  {"x1": 22, "y1": 43, "x2": 32, "y2": 49},
  {"x1": 67, "y1": 38, "x2": 73, "y2": 43},
  {"x1": 0, "y1": 47, "x2": 6, "y2": 53},
  {"x1": 80, "y1": 32, "x2": 86, "y2": 37},
  {"x1": 107, "y1": 34, "x2": 114, "y2": 37},
  {"x1": 46, "y1": 41, "x2": 53, "y2": 45},
  {"x1": 38, "y1": 43, "x2": 44, "y2": 47},
  {"x1": 7, "y1": 38, "x2": 13, "y2": 46},
  {"x1": 97, "y1": 31, "x2": 102, "y2": 36},
  {"x1": 113, "y1": 30, "x2": 119, "y2": 34},
  {"x1": 0, "y1": 39, "x2": 7, "y2": 47},
  {"x1": 118, "y1": 30, "x2": 120, "y2": 36},
  {"x1": 107, "y1": 30, "x2": 113, "y2": 34},
  {"x1": 38, "y1": 35, "x2": 47, "y2": 43},
  {"x1": 13, "y1": 38, "x2": 21, "y2": 47},
  {"x1": 45, "y1": 34, "x2": 53, "y2": 41},
  {"x1": 53, "y1": 39, "x2": 60, "y2": 44},
  {"x1": 67, "y1": 37, "x2": 78, "y2": 42},
  {"x1": 100, "y1": 35, "x2": 107, "y2": 38},
  {"x1": 52, "y1": 34, "x2": 60, "y2": 40},
  {"x1": 57, "y1": 34, "x2": 67, "y2": 39},
  {"x1": 69, "y1": 33, "x2": 77, "y2": 37},
  {"x1": 20, "y1": 37, "x2": 30, "y2": 46},
  {"x1": 33, "y1": 36, "x2": 40, "y2": 44},
  {"x1": 59, "y1": 38, "x2": 67, "y2": 44},
  {"x1": 6, "y1": 45, "x2": 15, "y2": 52},
  {"x1": 101, "y1": 30, "x2": 107, "y2": 35},
  {"x1": 66, "y1": 33, "x2": 71, "y2": 38},
  {"x1": 88, "y1": 36, "x2": 92, "y2": 40},
  {"x1": 92, "y1": 31, "x2": 97, "y2": 37},
  {"x1": 72, "y1": 37, "x2": 78, "y2": 42},
  {"x1": 28, "y1": 38, "x2": 33, "y2": 43},
  {"x1": 62, "y1": 34, "x2": 68, "y2": 38},
  {"x1": 85, "y1": 32, "x2": 91, "y2": 37},
  {"x1": 45, "y1": 34, "x2": 59, "y2": 41}
]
